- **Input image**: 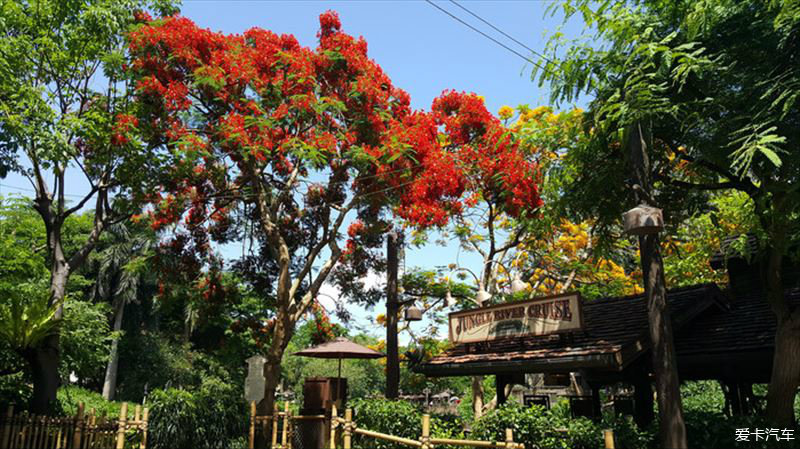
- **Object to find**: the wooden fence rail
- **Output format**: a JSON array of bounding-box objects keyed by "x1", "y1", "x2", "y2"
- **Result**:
[
  {"x1": 249, "y1": 402, "x2": 617, "y2": 449},
  {"x1": 0, "y1": 402, "x2": 148, "y2": 449},
  {"x1": 330, "y1": 405, "x2": 525, "y2": 449}
]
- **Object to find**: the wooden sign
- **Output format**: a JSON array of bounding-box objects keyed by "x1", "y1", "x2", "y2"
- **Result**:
[
  {"x1": 244, "y1": 355, "x2": 266, "y2": 403},
  {"x1": 448, "y1": 292, "x2": 583, "y2": 344}
]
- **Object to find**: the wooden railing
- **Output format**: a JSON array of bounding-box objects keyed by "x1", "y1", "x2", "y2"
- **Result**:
[
  {"x1": 248, "y1": 401, "x2": 618, "y2": 449},
  {"x1": 330, "y1": 405, "x2": 525, "y2": 449},
  {"x1": 0, "y1": 402, "x2": 148, "y2": 449}
]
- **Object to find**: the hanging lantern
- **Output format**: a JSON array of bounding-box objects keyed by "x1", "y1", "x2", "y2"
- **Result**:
[
  {"x1": 476, "y1": 288, "x2": 492, "y2": 305},
  {"x1": 444, "y1": 290, "x2": 456, "y2": 307},
  {"x1": 404, "y1": 305, "x2": 423, "y2": 321},
  {"x1": 622, "y1": 204, "x2": 664, "y2": 235},
  {"x1": 510, "y1": 274, "x2": 529, "y2": 294}
]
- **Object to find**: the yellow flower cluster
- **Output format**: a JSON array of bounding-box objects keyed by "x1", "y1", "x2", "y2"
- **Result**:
[{"x1": 498, "y1": 105, "x2": 514, "y2": 120}]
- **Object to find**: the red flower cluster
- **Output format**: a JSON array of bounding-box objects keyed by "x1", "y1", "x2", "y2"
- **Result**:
[
  {"x1": 127, "y1": 11, "x2": 542, "y2": 296},
  {"x1": 111, "y1": 114, "x2": 139, "y2": 146},
  {"x1": 308, "y1": 301, "x2": 335, "y2": 345}
]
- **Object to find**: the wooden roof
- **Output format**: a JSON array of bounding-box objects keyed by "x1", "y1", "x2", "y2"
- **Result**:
[{"x1": 416, "y1": 284, "x2": 727, "y2": 377}]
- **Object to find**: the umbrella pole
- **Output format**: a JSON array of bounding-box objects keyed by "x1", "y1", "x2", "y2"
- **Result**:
[{"x1": 338, "y1": 357, "x2": 342, "y2": 379}]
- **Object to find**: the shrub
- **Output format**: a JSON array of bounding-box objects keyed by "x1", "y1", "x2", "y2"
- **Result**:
[
  {"x1": 116, "y1": 333, "x2": 199, "y2": 401},
  {"x1": 147, "y1": 375, "x2": 247, "y2": 449},
  {"x1": 683, "y1": 410, "x2": 800, "y2": 449},
  {"x1": 348, "y1": 398, "x2": 469, "y2": 449},
  {"x1": 58, "y1": 385, "x2": 122, "y2": 418},
  {"x1": 60, "y1": 300, "x2": 112, "y2": 387},
  {"x1": 470, "y1": 401, "x2": 653, "y2": 449},
  {"x1": 349, "y1": 398, "x2": 421, "y2": 449}
]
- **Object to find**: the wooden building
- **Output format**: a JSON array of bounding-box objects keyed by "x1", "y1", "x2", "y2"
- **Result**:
[{"x1": 415, "y1": 245, "x2": 800, "y2": 426}]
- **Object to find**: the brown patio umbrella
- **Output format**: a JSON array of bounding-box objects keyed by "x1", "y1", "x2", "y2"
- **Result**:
[{"x1": 294, "y1": 337, "x2": 385, "y2": 379}]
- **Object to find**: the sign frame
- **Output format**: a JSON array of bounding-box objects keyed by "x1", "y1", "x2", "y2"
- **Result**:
[{"x1": 447, "y1": 291, "x2": 584, "y2": 344}]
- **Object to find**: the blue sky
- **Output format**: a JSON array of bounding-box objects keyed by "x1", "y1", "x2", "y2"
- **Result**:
[{"x1": 1, "y1": 0, "x2": 590, "y2": 342}]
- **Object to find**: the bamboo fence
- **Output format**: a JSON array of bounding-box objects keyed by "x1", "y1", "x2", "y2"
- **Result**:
[
  {"x1": 0, "y1": 402, "x2": 148, "y2": 449},
  {"x1": 250, "y1": 401, "x2": 618, "y2": 449},
  {"x1": 330, "y1": 405, "x2": 526, "y2": 449},
  {"x1": 249, "y1": 401, "x2": 297, "y2": 449}
]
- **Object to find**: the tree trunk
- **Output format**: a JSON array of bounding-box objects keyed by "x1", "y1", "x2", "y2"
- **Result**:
[
  {"x1": 27, "y1": 262, "x2": 70, "y2": 415},
  {"x1": 766, "y1": 318, "x2": 800, "y2": 425},
  {"x1": 764, "y1": 241, "x2": 800, "y2": 426},
  {"x1": 25, "y1": 334, "x2": 61, "y2": 415},
  {"x1": 639, "y1": 232, "x2": 687, "y2": 448},
  {"x1": 386, "y1": 232, "x2": 400, "y2": 399},
  {"x1": 256, "y1": 316, "x2": 294, "y2": 449},
  {"x1": 102, "y1": 297, "x2": 126, "y2": 400},
  {"x1": 472, "y1": 375, "x2": 484, "y2": 419},
  {"x1": 628, "y1": 123, "x2": 686, "y2": 448}
]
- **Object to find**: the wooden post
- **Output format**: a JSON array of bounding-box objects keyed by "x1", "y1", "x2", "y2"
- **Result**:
[
  {"x1": 386, "y1": 231, "x2": 401, "y2": 399},
  {"x1": 330, "y1": 404, "x2": 337, "y2": 449},
  {"x1": 72, "y1": 403, "x2": 85, "y2": 449},
  {"x1": 496, "y1": 375, "x2": 508, "y2": 405},
  {"x1": 1, "y1": 405, "x2": 13, "y2": 449},
  {"x1": 271, "y1": 402, "x2": 279, "y2": 448},
  {"x1": 286, "y1": 404, "x2": 293, "y2": 449},
  {"x1": 140, "y1": 407, "x2": 149, "y2": 449},
  {"x1": 88, "y1": 409, "x2": 97, "y2": 449},
  {"x1": 249, "y1": 401, "x2": 257, "y2": 449},
  {"x1": 505, "y1": 428, "x2": 514, "y2": 449},
  {"x1": 421, "y1": 414, "x2": 430, "y2": 449},
  {"x1": 31, "y1": 416, "x2": 41, "y2": 449},
  {"x1": 281, "y1": 402, "x2": 289, "y2": 448},
  {"x1": 604, "y1": 429, "x2": 615, "y2": 449},
  {"x1": 116, "y1": 402, "x2": 128, "y2": 449},
  {"x1": 343, "y1": 408, "x2": 352, "y2": 449}
]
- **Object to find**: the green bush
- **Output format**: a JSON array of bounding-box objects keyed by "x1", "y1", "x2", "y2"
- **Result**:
[
  {"x1": 58, "y1": 385, "x2": 123, "y2": 418},
  {"x1": 116, "y1": 333, "x2": 198, "y2": 401},
  {"x1": 147, "y1": 375, "x2": 248, "y2": 449},
  {"x1": 470, "y1": 401, "x2": 653, "y2": 449},
  {"x1": 683, "y1": 410, "x2": 800, "y2": 449},
  {"x1": 349, "y1": 398, "x2": 421, "y2": 449},
  {"x1": 348, "y1": 398, "x2": 468, "y2": 449},
  {"x1": 60, "y1": 300, "x2": 112, "y2": 386}
]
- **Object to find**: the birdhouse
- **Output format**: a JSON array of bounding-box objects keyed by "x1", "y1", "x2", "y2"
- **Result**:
[
  {"x1": 510, "y1": 275, "x2": 529, "y2": 294},
  {"x1": 476, "y1": 288, "x2": 492, "y2": 305},
  {"x1": 622, "y1": 204, "x2": 664, "y2": 235},
  {"x1": 404, "y1": 306, "x2": 423, "y2": 321},
  {"x1": 444, "y1": 290, "x2": 456, "y2": 307}
]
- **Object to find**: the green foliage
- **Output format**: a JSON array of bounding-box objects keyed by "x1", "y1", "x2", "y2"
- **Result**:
[
  {"x1": 675, "y1": 381, "x2": 800, "y2": 448},
  {"x1": 350, "y1": 398, "x2": 422, "y2": 449},
  {"x1": 0, "y1": 363, "x2": 31, "y2": 408},
  {"x1": 147, "y1": 375, "x2": 248, "y2": 449},
  {"x1": 58, "y1": 385, "x2": 122, "y2": 418},
  {"x1": 116, "y1": 333, "x2": 201, "y2": 401},
  {"x1": 348, "y1": 398, "x2": 466, "y2": 449},
  {"x1": 538, "y1": 0, "x2": 800, "y2": 253},
  {"x1": 60, "y1": 300, "x2": 113, "y2": 385},
  {"x1": 662, "y1": 191, "x2": 759, "y2": 287},
  {"x1": 471, "y1": 402, "x2": 654, "y2": 449},
  {"x1": 681, "y1": 380, "x2": 725, "y2": 415},
  {"x1": 0, "y1": 282, "x2": 59, "y2": 350}
]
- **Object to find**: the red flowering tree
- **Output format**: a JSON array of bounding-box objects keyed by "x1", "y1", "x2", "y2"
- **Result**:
[
  {"x1": 128, "y1": 10, "x2": 460, "y2": 414},
  {"x1": 128, "y1": 11, "x2": 542, "y2": 417}
]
